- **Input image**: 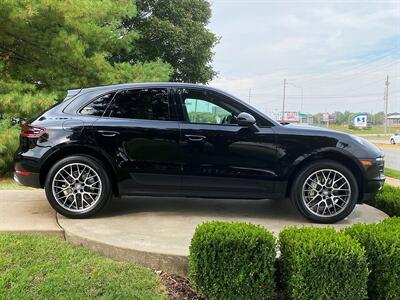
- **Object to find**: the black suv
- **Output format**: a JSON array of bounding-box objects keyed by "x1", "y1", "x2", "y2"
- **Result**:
[{"x1": 14, "y1": 83, "x2": 385, "y2": 223}]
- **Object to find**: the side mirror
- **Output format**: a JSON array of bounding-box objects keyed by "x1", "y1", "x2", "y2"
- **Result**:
[{"x1": 237, "y1": 112, "x2": 256, "y2": 127}]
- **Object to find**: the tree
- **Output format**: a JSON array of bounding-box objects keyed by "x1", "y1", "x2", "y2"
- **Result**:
[
  {"x1": 0, "y1": 0, "x2": 172, "y2": 174},
  {"x1": 118, "y1": 0, "x2": 219, "y2": 83}
]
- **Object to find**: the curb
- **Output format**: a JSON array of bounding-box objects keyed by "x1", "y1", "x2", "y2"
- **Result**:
[
  {"x1": 63, "y1": 229, "x2": 189, "y2": 276},
  {"x1": 374, "y1": 143, "x2": 400, "y2": 149}
]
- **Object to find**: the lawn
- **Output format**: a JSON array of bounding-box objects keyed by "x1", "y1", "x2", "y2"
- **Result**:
[
  {"x1": 385, "y1": 168, "x2": 400, "y2": 180},
  {"x1": 327, "y1": 124, "x2": 398, "y2": 135},
  {"x1": 0, "y1": 177, "x2": 31, "y2": 190},
  {"x1": 0, "y1": 233, "x2": 167, "y2": 299}
]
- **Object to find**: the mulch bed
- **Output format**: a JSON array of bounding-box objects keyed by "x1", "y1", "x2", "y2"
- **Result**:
[
  {"x1": 157, "y1": 271, "x2": 204, "y2": 300},
  {"x1": 157, "y1": 270, "x2": 285, "y2": 300}
]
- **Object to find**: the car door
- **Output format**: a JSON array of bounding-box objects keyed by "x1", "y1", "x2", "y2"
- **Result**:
[
  {"x1": 175, "y1": 87, "x2": 279, "y2": 199},
  {"x1": 92, "y1": 87, "x2": 183, "y2": 196}
]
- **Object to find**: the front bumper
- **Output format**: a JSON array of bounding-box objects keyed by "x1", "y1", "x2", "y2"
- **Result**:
[
  {"x1": 362, "y1": 178, "x2": 385, "y2": 203},
  {"x1": 359, "y1": 156, "x2": 385, "y2": 203}
]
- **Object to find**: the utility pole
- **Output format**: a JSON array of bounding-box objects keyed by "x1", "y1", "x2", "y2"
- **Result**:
[
  {"x1": 282, "y1": 79, "x2": 286, "y2": 122},
  {"x1": 248, "y1": 88, "x2": 252, "y2": 104},
  {"x1": 384, "y1": 75, "x2": 390, "y2": 134},
  {"x1": 300, "y1": 87, "x2": 304, "y2": 113}
]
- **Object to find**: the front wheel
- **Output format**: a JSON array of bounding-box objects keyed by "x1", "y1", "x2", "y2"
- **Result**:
[
  {"x1": 291, "y1": 160, "x2": 358, "y2": 223},
  {"x1": 390, "y1": 139, "x2": 396, "y2": 144},
  {"x1": 45, "y1": 155, "x2": 112, "y2": 218}
]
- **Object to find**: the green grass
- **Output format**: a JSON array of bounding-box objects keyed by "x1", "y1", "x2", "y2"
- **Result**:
[
  {"x1": 326, "y1": 124, "x2": 397, "y2": 135},
  {"x1": 0, "y1": 233, "x2": 167, "y2": 299},
  {"x1": 0, "y1": 177, "x2": 31, "y2": 190},
  {"x1": 385, "y1": 168, "x2": 400, "y2": 180}
]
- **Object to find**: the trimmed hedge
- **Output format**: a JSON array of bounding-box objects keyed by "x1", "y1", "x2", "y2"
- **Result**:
[
  {"x1": 372, "y1": 185, "x2": 400, "y2": 217},
  {"x1": 189, "y1": 221, "x2": 276, "y2": 300},
  {"x1": 279, "y1": 227, "x2": 368, "y2": 300},
  {"x1": 344, "y1": 219, "x2": 400, "y2": 300}
]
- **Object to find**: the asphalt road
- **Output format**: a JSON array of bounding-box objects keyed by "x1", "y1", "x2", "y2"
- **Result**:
[{"x1": 382, "y1": 147, "x2": 400, "y2": 170}]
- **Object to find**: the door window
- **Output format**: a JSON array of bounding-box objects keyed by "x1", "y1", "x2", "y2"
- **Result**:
[
  {"x1": 107, "y1": 88, "x2": 170, "y2": 120},
  {"x1": 179, "y1": 89, "x2": 239, "y2": 125}
]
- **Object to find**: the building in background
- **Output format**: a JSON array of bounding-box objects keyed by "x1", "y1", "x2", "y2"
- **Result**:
[
  {"x1": 387, "y1": 114, "x2": 400, "y2": 126},
  {"x1": 275, "y1": 111, "x2": 313, "y2": 125}
]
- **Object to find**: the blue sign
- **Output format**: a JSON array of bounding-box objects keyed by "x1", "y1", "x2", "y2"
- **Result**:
[{"x1": 354, "y1": 114, "x2": 368, "y2": 127}]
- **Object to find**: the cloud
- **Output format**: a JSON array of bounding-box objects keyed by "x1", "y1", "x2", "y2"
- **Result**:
[{"x1": 208, "y1": 0, "x2": 400, "y2": 114}]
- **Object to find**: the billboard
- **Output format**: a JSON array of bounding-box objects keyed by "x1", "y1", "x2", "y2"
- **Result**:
[
  {"x1": 354, "y1": 114, "x2": 368, "y2": 127},
  {"x1": 322, "y1": 113, "x2": 336, "y2": 122},
  {"x1": 277, "y1": 111, "x2": 300, "y2": 122}
]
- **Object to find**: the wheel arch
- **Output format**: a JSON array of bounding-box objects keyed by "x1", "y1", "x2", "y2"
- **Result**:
[
  {"x1": 285, "y1": 149, "x2": 365, "y2": 202},
  {"x1": 39, "y1": 145, "x2": 119, "y2": 196}
]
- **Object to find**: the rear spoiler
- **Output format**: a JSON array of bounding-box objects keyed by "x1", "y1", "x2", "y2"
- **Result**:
[{"x1": 65, "y1": 88, "x2": 82, "y2": 101}]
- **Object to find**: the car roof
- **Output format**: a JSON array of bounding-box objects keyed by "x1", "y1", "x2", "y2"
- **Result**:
[{"x1": 74, "y1": 82, "x2": 223, "y2": 94}]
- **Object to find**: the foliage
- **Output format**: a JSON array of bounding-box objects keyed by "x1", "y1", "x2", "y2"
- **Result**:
[
  {"x1": 0, "y1": 0, "x2": 172, "y2": 174},
  {"x1": 371, "y1": 185, "x2": 400, "y2": 217},
  {"x1": 279, "y1": 227, "x2": 368, "y2": 300},
  {"x1": 0, "y1": 118, "x2": 19, "y2": 175},
  {"x1": 344, "y1": 220, "x2": 400, "y2": 300},
  {"x1": 119, "y1": 0, "x2": 219, "y2": 83},
  {"x1": 189, "y1": 221, "x2": 276, "y2": 300},
  {"x1": 0, "y1": 233, "x2": 167, "y2": 299}
]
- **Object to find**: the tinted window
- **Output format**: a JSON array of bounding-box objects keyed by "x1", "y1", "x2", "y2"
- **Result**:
[
  {"x1": 179, "y1": 89, "x2": 239, "y2": 125},
  {"x1": 108, "y1": 88, "x2": 170, "y2": 121},
  {"x1": 185, "y1": 98, "x2": 234, "y2": 124},
  {"x1": 81, "y1": 93, "x2": 115, "y2": 116}
]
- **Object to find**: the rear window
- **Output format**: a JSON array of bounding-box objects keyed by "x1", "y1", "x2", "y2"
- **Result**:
[
  {"x1": 106, "y1": 88, "x2": 170, "y2": 121},
  {"x1": 80, "y1": 93, "x2": 115, "y2": 116}
]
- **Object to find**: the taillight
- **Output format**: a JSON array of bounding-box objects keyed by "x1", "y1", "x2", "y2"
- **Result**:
[{"x1": 20, "y1": 124, "x2": 46, "y2": 137}]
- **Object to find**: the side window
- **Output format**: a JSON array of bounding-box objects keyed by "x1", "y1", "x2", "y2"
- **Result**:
[
  {"x1": 80, "y1": 93, "x2": 115, "y2": 116},
  {"x1": 180, "y1": 89, "x2": 239, "y2": 125},
  {"x1": 107, "y1": 88, "x2": 170, "y2": 121}
]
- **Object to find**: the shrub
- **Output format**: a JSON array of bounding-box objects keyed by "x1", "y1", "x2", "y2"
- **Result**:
[
  {"x1": 189, "y1": 221, "x2": 276, "y2": 300},
  {"x1": 279, "y1": 227, "x2": 368, "y2": 300},
  {"x1": 372, "y1": 185, "x2": 400, "y2": 217},
  {"x1": 344, "y1": 220, "x2": 400, "y2": 300}
]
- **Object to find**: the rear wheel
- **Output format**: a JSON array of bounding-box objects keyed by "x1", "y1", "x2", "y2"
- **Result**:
[
  {"x1": 291, "y1": 160, "x2": 358, "y2": 223},
  {"x1": 45, "y1": 155, "x2": 112, "y2": 218},
  {"x1": 390, "y1": 139, "x2": 396, "y2": 144}
]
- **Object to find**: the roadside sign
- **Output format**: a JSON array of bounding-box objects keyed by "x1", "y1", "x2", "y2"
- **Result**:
[{"x1": 354, "y1": 114, "x2": 368, "y2": 127}]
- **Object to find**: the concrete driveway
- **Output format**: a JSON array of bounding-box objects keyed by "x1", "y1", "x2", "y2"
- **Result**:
[{"x1": 0, "y1": 189, "x2": 388, "y2": 276}]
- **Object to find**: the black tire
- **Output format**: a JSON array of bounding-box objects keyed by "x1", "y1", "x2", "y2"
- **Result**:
[
  {"x1": 290, "y1": 160, "x2": 359, "y2": 223},
  {"x1": 390, "y1": 139, "x2": 396, "y2": 145},
  {"x1": 45, "y1": 155, "x2": 112, "y2": 218}
]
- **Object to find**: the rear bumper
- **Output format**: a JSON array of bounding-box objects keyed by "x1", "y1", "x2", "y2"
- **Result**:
[{"x1": 13, "y1": 171, "x2": 41, "y2": 188}]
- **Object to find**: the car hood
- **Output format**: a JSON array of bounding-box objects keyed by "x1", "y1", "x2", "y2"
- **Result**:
[{"x1": 275, "y1": 123, "x2": 383, "y2": 158}]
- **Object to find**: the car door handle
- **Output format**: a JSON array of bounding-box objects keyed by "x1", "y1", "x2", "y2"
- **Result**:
[
  {"x1": 98, "y1": 130, "x2": 119, "y2": 137},
  {"x1": 185, "y1": 134, "x2": 206, "y2": 142}
]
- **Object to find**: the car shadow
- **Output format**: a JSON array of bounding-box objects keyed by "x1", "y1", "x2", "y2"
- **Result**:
[{"x1": 94, "y1": 196, "x2": 309, "y2": 223}]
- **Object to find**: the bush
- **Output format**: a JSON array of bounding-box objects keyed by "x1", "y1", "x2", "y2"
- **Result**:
[
  {"x1": 279, "y1": 227, "x2": 368, "y2": 300},
  {"x1": 372, "y1": 185, "x2": 400, "y2": 217},
  {"x1": 344, "y1": 220, "x2": 400, "y2": 300},
  {"x1": 189, "y1": 221, "x2": 276, "y2": 300}
]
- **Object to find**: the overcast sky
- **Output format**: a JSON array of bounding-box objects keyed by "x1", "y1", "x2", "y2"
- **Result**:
[{"x1": 208, "y1": 0, "x2": 400, "y2": 115}]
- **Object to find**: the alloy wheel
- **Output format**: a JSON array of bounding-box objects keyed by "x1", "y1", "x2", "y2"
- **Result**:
[
  {"x1": 302, "y1": 169, "x2": 351, "y2": 218},
  {"x1": 52, "y1": 163, "x2": 102, "y2": 212}
]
